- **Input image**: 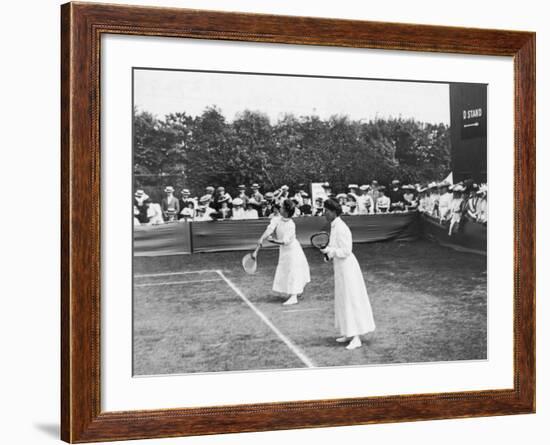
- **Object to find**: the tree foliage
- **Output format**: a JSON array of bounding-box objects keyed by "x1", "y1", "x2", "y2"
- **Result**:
[{"x1": 134, "y1": 107, "x2": 451, "y2": 199}]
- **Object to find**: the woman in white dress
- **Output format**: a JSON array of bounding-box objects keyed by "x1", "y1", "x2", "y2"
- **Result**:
[
  {"x1": 257, "y1": 199, "x2": 311, "y2": 306},
  {"x1": 321, "y1": 199, "x2": 376, "y2": 350}
]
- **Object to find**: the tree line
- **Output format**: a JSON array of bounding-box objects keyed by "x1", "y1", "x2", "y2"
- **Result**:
[{"x1": 134, "y1": 106, "x2": 451, "y2": 203}]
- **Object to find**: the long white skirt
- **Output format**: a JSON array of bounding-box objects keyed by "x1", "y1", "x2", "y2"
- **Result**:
[
  {"x1": 273, "y1": 239, "x2": 311, "y2": 295},
  {"x1": 334, "y1": 253, "x2": 376, "y2": 336}
]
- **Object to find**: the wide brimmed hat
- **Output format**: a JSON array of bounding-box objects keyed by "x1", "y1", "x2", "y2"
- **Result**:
[
  {"x1": 232, "y1": 197, "x2": 244, "y2": 206},
  {"x1": 251, "y1": 183, "x2": 260, "y2": 189},
  {"x1": 135, "y1": 189, "x2": 144, "y2": 197},
  {"x1": 348, "y1": 184, "x2": 359, "y2": 189},
  {"x1": 477, "y1": 184, "x2": 488, "y2": 195},
  {"x1": 281, "y1": 185, "x2": 289, "y2": 191},
  {"x1": 336, "y1": 193, "x2": 347, "y2": 200},
  {"x1": 264, "y1": 192, "x2": 274, "y2": 200},
  {"x1": 346, "y1": 193, "x2": 357, "y2": 202},
  {"x1": 237, "y1": 184, "x2": 246, "y2": 190},
  {"x1": 359, "y1": 185, "x2": 370, "y2": 191},
  {"x1": 199, "y1": 194, "x2": 212, "y2": 203},
  {"x1": 391, "y1": 179, "x2": 400, "y2": 185},
  {"x1": 181, "y1": 188, "x2": 190, "y2": 195},
  {"x1": 402, "y1": 184, "x2": 415, "y2": 191},
  {"x1": 164, "y1": 186, "x2": 175, "y2": 193}
]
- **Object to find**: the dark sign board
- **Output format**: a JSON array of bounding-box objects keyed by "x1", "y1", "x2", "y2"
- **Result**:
[{"x1": 449, "y1": 83, "x2": 487, "y2": 183}]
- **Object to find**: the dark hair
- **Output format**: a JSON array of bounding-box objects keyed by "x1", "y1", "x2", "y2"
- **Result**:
[
  {"x1": 281, "y1": 198, "x2": 296, "y2": 217},
  {"x1": 323, "y1": 198, "x2": 342, "y2": 216}
]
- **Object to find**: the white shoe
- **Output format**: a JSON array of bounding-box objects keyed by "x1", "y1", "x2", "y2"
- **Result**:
[
  {"x1": 346, "y1": 337, "x2": 362, "y2": 350},
  {"x1": 336, "y1": 336, "x2": 348, "y2": 343},
  {"x1": 283, "y1": 295, "x2": 298, "y2": 305}
]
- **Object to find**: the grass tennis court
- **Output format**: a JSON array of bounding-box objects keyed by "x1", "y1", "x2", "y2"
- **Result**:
[{"x1": 133, "y1": 240, "x2": 487, "y2": 376}]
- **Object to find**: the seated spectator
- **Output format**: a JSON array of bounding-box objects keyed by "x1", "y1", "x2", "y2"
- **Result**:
[
  {"x1": 293, "y1": 186, "x2": 306, "y2": 207},
  {"x1": 134, "y1": 189, "x2": 149, "y2": 224},
  {"x1": 217, "y1": 195, "x2": 232, "y2": 219},
  {"x1": 357, "y1": 185, "x2": 374, "y2": 214},
  {"x1": 313, "y1": 197, "x2": 324, "y2": 216},
  {"x1": 336, "y1": 193, "x2": 350, "y2": 214},
  {"x1": 212, "y1": 186, "x2": 232, "y2": 211},
  {"x1": 231, "y1": 197, "x2": 247, "y2": 220},
  {"x1": 263, "y1": 192, "x2": 276, "y2": 217},
  {"x1": 402, "y1": 185, "x2": 418, "y2": 211},
  {"x1": 376, "y1": 186, "x2": 391, "y2": 213},
  {"x1": 348, "y1": 184, "x2": 360, "y2": 202},
  {"x1": 448, "y1": 184, "x2": 466, "y2": 235},
  {"x1": 236, "y1": 185, "x2": 249, "y2": 206},
  {"x1": 194, "y1": 194, "x2": 215, "y2": 221},
  {"x1": 178, "y1": 189, "x2": 196, "y2": 220},
  {"x1": 427, "y1": 182, "x2": 440, "y2": 217},
  {"x1": 389, "y1": 179, "x2": 404, "y2": 212},
  {"x1": 179, "y1": 206, "x2": 194, "y2": 221},
  {"x1": 161, "y1": 186, "x2": 180, "y2": 222},
  {"x1": 437, "y1": 182, "x2": 452, "y2": 222},
  {"x1": 368, "y1": 180, "x2": 380, "y2": 205},
  {"x1": 299, "y1": 192, "x2": 312, "y2": 215},
  {"x1": 465, "y1": 183, "x2": 480, "y2": 220},
  {"x1": 147, "y1": 201, "x2": 164, "y2": 225},
  {"x1": 346, "y1": 194, "x2": 358, "y2": 214},
  {"x1": 244, "y1": 201, "x2": 259, "y2": 219},
  {"x1": 133, "y1": 205, "x2": 141, "y2": 227},
  {"x1": 290, "y1": 198, "x2": 302, "y2": 217},
  {"x1": 476, "y1": 184, "x2": 487, "y2": 223}
]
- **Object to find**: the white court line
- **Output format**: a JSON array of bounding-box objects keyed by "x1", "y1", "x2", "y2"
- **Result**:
[
  {"x1": 135, "y1": 269, "x2": 216, "y2": 278},
  {"x1": 216, "y1": 270, "x2": 315, "y2": 368},
  {"x1": 135, "y1": 279, "x2": 223, "y2": 288},
  {"x1": 283, "y1": 308, "x2": 325, "y2": 314}
]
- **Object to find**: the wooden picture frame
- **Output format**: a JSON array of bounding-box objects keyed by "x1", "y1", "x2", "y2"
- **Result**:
[{"x1": 61, "y1": 2, "x2": 535, "y2": 442}]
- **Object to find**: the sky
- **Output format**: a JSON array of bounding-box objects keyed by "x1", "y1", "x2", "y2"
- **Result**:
[{"x1": 134, "y1": 68, "x2": 450, "y2": 125}]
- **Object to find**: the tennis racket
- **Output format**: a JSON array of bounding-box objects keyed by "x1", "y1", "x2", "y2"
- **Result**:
[
  {"x1": 310, "y1": 231, "x2": 330, "y2": 262},
  {"x1": 242, "y1": 244, "x2": 261, "y2": 274}
]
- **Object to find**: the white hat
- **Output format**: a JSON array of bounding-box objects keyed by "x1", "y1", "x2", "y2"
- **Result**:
[
  {"x1": 251, "y1": 183, "x2": 260, "y2": 188},
  {"x1": 281, "y1": 185, "x2": 289, "y2": 191},
  {"x1": 232, "y1": 197, "x2": 244, "y2": 206},
  {"x1": 135, "y1": 189, "x2": 144, "y2": 197},
  {"x1": 164, "y1": 186, "x2": 175, "y2": 193},
  {"x1": 336, "y1": 193, "x2": 347, "y2": 200},
  {"x1": 348, "y1": 184, "x2": 359, "y2": 189},
  {"x1": 199, "y1": 194, "x2": 212, "y2": 204},
  {"x1": 181, "y1": 188, "x2": 190, "y2": 194},
  {"x1": 359, "y1": 185, "x2": 369, "y2": 191},
  {"x1": 321, "y1": 182, "x2": 330, "y2": 188}
]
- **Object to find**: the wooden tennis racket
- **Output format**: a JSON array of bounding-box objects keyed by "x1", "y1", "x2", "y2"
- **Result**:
[
  {"x1": 310, "y1": 231, "x2": 330, "y2": 261},
  {"x1": 242, "y1": 244, "x2": 261, "y2": 274}
]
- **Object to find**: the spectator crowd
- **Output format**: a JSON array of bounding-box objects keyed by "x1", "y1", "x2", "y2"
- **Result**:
[{"x1": 134, "y1": 179, "x2": 487, "y2": 235}]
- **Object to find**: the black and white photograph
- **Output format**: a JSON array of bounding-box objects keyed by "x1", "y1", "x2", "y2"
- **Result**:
[{"x1": 132, "y1": 68, "x2": 487, "y2": 376}]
